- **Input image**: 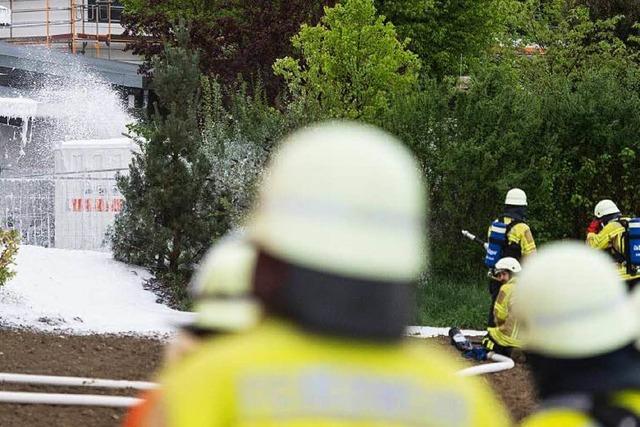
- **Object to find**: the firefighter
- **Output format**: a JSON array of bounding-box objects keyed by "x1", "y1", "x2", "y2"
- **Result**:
[
  {"x1": 164, "y1": 236, "x2": 260, "y2": 365},
  {"x1": 131, "y1": 121, "x2": 511, "y2": 427},
  {"x1": 514, "y1": 242, "x2": 640, "y2": 427},
  {"x1": 482, "y1": 257, "x2": 522, "y2": 356},
  {"x1": 586, "y1": 199, "x2": 640, "y2": 291},
  {"x1": 485, "y1": 188, "x2": 536, "y2": 327},
  {"x1": 122, "y1": 237, "x2": 260, "y2": 427}
]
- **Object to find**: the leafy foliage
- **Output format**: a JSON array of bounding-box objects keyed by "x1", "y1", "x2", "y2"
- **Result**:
[
  {"x1": 0, "y1": 229, "x2": 19, "y2": 287},
  {"x1": 273, "y1": 0, "x2": 421, "y2": 122},
  {"x1": 574, "y1": 0, "x2": 640, "y2": 41},
  {"x1": 115, "y1": 0, "x2": 640, "y2": 324},
  {"x1": 375, "y1": 0, "x2": 509, "y2": 78},
  {"x1": 199, "y1": 77, "x2": 289, "y2": 225},
  {"x1": 381, "y1": 5, "x2": 640, "y2": 278},
  {"x1": 121, "y1": 0, "x2": 335, "y2": 98}
]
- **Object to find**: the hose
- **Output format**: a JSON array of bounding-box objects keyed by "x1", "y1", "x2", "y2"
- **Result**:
[
  {"x1": 0, "y1": 372, "x2": 157, "y2": 390},
  {"x1": 456, "y1": 352, "x2": 515, "y2": 377},
  {"x1": 461, "y1": 229, "x2": 489, "y2": 250},
  {"x1": 0, "y1": 391, "x2": 141, "y2": 407}
]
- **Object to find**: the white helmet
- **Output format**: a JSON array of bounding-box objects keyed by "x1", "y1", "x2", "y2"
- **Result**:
[
  {"x1": 594, "y1": 199, "x2": 620, "y2": 218},
  {"x1": 188, "y1": 237, "x2": 260, "y2": 332},
  {"x1": 494, "y1": 257, "x2": 521, "y2": 274},
  {"x1": 513, "y1": 242, "x2": 638, "y2": 358},
  {"x1": 505, "y1": 188, "x2": 527, "y2": 206},
  {"x1": 248, "y1": 121, "x2": 427, "y2": 281}
]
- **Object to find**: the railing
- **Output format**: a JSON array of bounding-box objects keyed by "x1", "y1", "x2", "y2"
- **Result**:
[
  {"x1": 0, "y1": 0, "x2": 128, "y2": 55},
  {"x1": 0, "y1": 177, "x2": 54, "y2": 247}
]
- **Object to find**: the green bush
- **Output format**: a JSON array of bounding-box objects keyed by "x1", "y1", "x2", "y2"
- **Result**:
[
  {"x1": 199, "y1": 77, "x2": 289, "y2": 226},
  {"x1": 378, "y1": 30, "x2": 640, "y2": 280},
  {"x1": 0, "y1": 229, "x2": 20, "y2": 286}
]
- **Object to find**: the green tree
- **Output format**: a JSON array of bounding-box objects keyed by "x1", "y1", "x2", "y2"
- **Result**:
[
  {"x1": 121, "y1": 0, "x2": 335, "y2": 98},
  {"x1": 574, "y1": 0, "x2": 640, "y2": 41},
  {"x1": 375, "y1": 0, "x2": 510, "y2": 78},
  {"x1": 112, "y1": 28, "x2": 227, "y2": 304},
  {"x1": 273, "y1": 0, "x2": 421, "y2": 123}
]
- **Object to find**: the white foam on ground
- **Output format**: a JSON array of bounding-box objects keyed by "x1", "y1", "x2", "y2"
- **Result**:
[
  {"x1": 0, "y1": 246, "x2": 476, "y2": 337},
  {"x1": 0, "y1": 245, "x2": 191, "y2": 335}
]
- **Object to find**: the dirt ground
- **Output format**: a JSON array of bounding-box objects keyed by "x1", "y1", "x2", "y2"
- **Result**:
[
  {"x1": 429, "y1": 336, "x2": 538, "y2": 422},
  {"x1": 0, "y1": 328, "x2": 536, "y2": 426},
  {"x1": 0, "y1": 328, "x2": 164, "y2": 427}
]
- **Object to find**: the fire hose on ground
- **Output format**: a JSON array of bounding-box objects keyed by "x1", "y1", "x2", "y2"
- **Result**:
[
  {"x1": 0, "y1": 372, "x2": 157, "y2": 407},
  {"x1": 456, "y1": 352, "x2": 515, "y2": 377},
  {"x1": 0, "y1": 391, "x2": 141, "y2": 407},
  {"x1": 0, "y1": 373, "x2": 156, "y2": 390},
  {"x1": 0, "y1": 339, "x2": 513, "y2": 407}
]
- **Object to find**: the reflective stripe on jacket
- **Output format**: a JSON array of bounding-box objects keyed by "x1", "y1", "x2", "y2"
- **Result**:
[
  {"x1": 586, "y1": 220, "x2": 640, "y2": 281},
  {"x1": 487, "y1": 278, "x2": 521, "y2": 349},
  {"x1": 151, "y1": 320, "x2": 511, "y2": 427},
  {"x1": 487, "y1": 218, "x2": 537, "y2": 258}
]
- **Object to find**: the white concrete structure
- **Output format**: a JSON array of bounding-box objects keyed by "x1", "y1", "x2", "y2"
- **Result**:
[
  {"x1": 53, "y1": 137, "x2": 133, "y2": 250},
  {"x1": 0, "y1": 6, "x2": 11, "y2": 26}
]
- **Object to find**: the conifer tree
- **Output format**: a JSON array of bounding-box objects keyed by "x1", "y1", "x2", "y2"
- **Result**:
[{"x1": 112, "y1": 27, "x2": 227, "y2": 301}]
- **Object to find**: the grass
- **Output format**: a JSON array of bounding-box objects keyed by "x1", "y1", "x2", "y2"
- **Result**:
[{"x1": 415, "y1": 273, "x2": 489, "y2": 329}]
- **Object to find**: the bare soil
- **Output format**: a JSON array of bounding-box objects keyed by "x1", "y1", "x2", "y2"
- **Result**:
[
  {"x1": 429, "y1": 336, "x2": 538, "y2": 421},
  {"x1": 0, "y1": 329, "x2": 536, "y2": 426},
  {"x1": 0, "y1": 328, "x2": 163, "y2": 427}
]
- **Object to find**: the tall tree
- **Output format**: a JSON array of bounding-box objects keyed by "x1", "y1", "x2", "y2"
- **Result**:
[
  {"x1": 121, "y1": 0, "x2": 336, "y2": 98},
  {"x1": 112, "y1": 27, "x2": 227, "y2": 303},
  {"x1": 273, "y1": 0, "x2": 421, "y2": 123}
]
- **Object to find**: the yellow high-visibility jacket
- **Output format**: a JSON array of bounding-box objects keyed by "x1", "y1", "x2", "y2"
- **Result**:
[
  {"x1": 141, "y1": 319, "x2": 512, "y2": 427},
  {"x1": 487, "y1": 278, "x2": 521, "y2": 349},
  {"x1": 487, "y1": 217, "x2": 537, "y2": 259},
  {"x1": 586, "y1": 219, "x2": 640, "y2": 281},
  {"x1": 520, "y1": 390, "x2": 640, "y2": 427}
]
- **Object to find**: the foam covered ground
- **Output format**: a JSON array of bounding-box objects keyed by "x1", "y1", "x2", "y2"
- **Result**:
[
  {"x1": 0, "y1": 246, "x2": 483, "y2": 337},
  {"x1": 0, "y1": 245, "x2": 191, "y2": 334}
]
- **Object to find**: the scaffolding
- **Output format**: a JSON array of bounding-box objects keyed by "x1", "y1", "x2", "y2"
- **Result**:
[{"x1": 0, "y1": 0, "x2": 138, "y2": 61}]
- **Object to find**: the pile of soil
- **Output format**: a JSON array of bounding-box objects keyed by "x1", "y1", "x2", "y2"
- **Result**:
[{"x1": 0, "y1": 328, "x2": 537, "y2": 426}]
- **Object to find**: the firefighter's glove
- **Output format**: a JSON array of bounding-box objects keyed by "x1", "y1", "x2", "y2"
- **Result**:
[
  {"x1": 587, "y1": 219, "x2": 602, "y2": 234},
  {"x1": 463, "y1": 347, "x2": 488, "y2": 361}
]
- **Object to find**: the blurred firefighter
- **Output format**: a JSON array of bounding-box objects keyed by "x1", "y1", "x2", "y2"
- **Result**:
[
  {"x1": 485, "y1": 188, "x2": 536, "y2": 327},
  {"x1": 167, "y1": 237, "x2": 259, "y2": 364},
  {"x1": 514, "y1": 242, "x2": 640, "y2": 427},
  {"x1": 482, "y1": 257, "x2": 522, "y2": 356},
  {"x1": 128, "y1": 121, "x2": 511, "y2": 427},
  {"x1": 122, "y1": 237, "x2": 260, "y2": 427},
  {"x1": 586, "y1": 199, "x2": 640, "y2": 291}
]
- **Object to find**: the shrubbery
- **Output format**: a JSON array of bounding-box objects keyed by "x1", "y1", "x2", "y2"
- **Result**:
[
  {"x1": 118, "y1": 0, "x2": 640, "y2": 324},
  {"x1": 0, "y1": 229, "x2": 20, "y2": 287}
]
